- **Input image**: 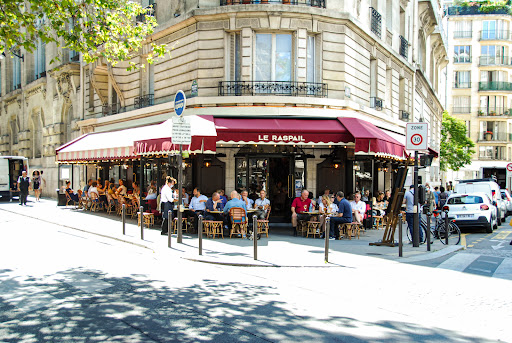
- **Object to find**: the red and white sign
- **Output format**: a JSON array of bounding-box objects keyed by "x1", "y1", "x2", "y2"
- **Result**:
[
  {"x1": 507, "y1": 163, "x2": 512, "y2": 172},
  {"x1": 406, "y1": 123, "x2": 429, "y2": 151}
]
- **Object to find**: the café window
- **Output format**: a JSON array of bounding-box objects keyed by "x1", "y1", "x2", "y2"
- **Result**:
[{"x1": 235, "y1": 158, "x2": 247, "y2": 191}]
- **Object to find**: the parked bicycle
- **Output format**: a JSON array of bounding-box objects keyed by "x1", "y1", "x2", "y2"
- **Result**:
[{"x1": 406, "y1": 209, "x2": 461, "y2": 245}]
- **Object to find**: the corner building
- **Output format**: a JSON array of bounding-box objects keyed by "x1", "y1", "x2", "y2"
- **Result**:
[{"x1": 2, "y1": 0, "x2": 447, "y2": 213}]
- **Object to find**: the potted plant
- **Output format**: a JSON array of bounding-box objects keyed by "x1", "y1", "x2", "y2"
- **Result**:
[
  {"x1": 485, "y1": 131, "x2": 494, "y2": 141},
  {"x1": 490, "y1": 110, "x2": 496, "y2": 116},
  {"x1": 478, "y1": 109, "x2": 485, "y2": 116}
]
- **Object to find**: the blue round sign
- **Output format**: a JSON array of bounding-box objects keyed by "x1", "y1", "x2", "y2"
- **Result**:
[{"x1": 174, "y1": 90, "x2": 186, "y2": 116}]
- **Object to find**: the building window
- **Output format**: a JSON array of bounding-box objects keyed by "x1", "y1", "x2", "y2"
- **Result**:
[
  {"x1": 10, "y1": 119, "x2": 18, "y2": 145},
  {"x1": 34, "y1": 38, "x2": 46, "y2": 80},
  {"x1": 481, "y1": 20, "x2": 507, "y2": 40},
  {"x1": 454, "y1": 45, "x2": 471, "y2": 63},
  {"x1": 229, "y1": 32, "x2": 241, "y2": 82},
  {"x1": 12, "y1": 53, "x2": 22, "y2": 91},
  {"x1": 452, "y1": 96, "x2": 471, "y2": 114},
  {"x1": 255, "y1": 33, "x2": 292, "y2": 82},
  {"x1": 454, "y1": 71, "x2": 471, "y2": 88},
  {"x1": 454, "y1": 20, "x2": 472, "y2": 38},
  {"x1": 306, "y1": 35, "x2": 316, "y2": 84},
  {"x1": 479, "y1": 96, "x2": 507, "y2": 116}
]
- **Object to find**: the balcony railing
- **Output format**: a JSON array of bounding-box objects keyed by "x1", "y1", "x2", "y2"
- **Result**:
[
  {"x1": 453, "y1": 82, "x2": 471, "y2": 89},
  {"x1": 218, "y1": 81, "x2": 328, "y2": 97},
  {"x1": 448, "y1": 6, "x2": 510, "y2": 16},
  {"x1": 136, "y1": 3, "x2": 157, "y2": 22},
  {"x1": 478, "y1": 107, "x2": 512, "y2": 117},
  {"x1": 220, "y1": 0, "x2": 325, "y2": 7},
  {"x1": 479, "y1": 55, "x2": 512, "y2": 67},
  {"x1": 453, "y1": 31, "x2": 473, "y2": 39},
  {"x1": 479, "y1": 81, "x2": 512, "y2": 91},
  {"x1": 478, "y1": 152, "x2": 507, "y2": 160},
  {"x1": 370, "y1": 97, "x2": 383, "y2": 111},
  {"x1": 399, "y1": 35, "x2": 408, "y2": 59},
  {"x1": 102, "y1": 103, "x2": 123, "y2": 116},
  {"x1": 454, "y1": 56, "x2": 472, "y2": 64},
  {"x1": 134, "y1": 94, "x2": 154, "y2": 109},
  {"x1": 452, "y1": 106, "x2": 471, "y2": 114},
  {"x1": 480, "y1": 30, "x2": 511, "y2": 41},
  {"x1": 399, "y1": 110, "x2": 410, "y2": 121},
  {"x1": 479, "y1": 132, "x2": 509, "y2": 142},
  {"x1": 370, "y1": 7, "x2": 382, "y2": 38}
]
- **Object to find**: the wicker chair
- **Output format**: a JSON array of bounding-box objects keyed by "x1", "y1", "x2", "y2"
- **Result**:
[{"x1": 229, "y1": 207, "x2": 248, "y2": 238}]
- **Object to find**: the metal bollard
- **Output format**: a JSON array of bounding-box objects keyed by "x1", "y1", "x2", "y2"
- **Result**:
[
  {"x1": 325, "y1": 216, "x2": 330, "y2": 263},
  {"x1": 177, "y1": 210, "x2": 183, "y2": 244},
  {"x1": 398, "y1": 213, "x2": 403, "y2": 257},
  {"x1": 444, "y1": 209, "x2": 449, "y2": 245},
  {"x1": 253, "y1": 215, "x2": 258, "y2": 260},
  {"x1": 168, "y1": 210, "x2": 172, "y2": 248},
  {"x1": 198, "y1": 214, "x2": 203, "y2": 256},
  {"x1": 140, "y1": 206, "x2": 144, "y2": 240},
  {"x1": 122, "y1": 204, "x2": 126, "y2": 235},
  {"x1": 426, "y1": 212, "x2": 431, "y2": 252}
]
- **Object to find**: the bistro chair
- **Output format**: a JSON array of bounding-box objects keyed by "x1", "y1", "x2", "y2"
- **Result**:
[
  {"x1": 105, "y1": 194, "x2": 116, "y2": 214},
  {"x1": 89, "y1": 192, "x2": 102, "y2": 212},
  {"x1": 173, "y1": 217, "x2": 188, "y2": 234},
  {"x1": 65, "y1": 191, "x2": 79, "y2": 209},
  {"x1": 257, "y1": 206, "x2": 271, "y2": 238},
  {"x1": 229, "y1": 207, "x2": 247, "y2": 238},
  {"x1": 306, "y1": 221, "x2": 321, "y2": 238}
]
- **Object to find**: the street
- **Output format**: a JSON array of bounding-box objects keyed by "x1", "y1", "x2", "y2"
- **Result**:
[{"x1": 0, "y1": 200, "x2": 511, "y2": 342}]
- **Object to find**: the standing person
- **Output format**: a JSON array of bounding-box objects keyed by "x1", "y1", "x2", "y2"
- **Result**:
[
  {"x1": 39, "y1": 170, "x2": 46, "y2": 199},
  {"x1": 404, "y1": 185, "x2": 424, "y2": 243},
  {"x1": 425, "y1": 184, "x2": 436, "y2": 213},
  {"x1": 32, "y1": 171, "x2": 41, "y2": 202},
  {"x1": 188, "y1": 188, "x2": 208, "y2": 232},
  {"x1": 17, "y1": 171, "x2": 31, "y2": 206},
  {"x1": 433, "y1": 187, "x2": 440, "y2": 209},
  {"x1": 160, "y1": 176, "x2": 175, "y2": 235},
  {"x1": 253, "y1": 190, "x2": 270, "y2": 220},
  {"x1": 438, "y1": 186, "x2": 449, "y2": 209},
  {"x1": 328, "y1": 191, "x2": 353, "y2": 239},
  {"x1": 350, "y1": 192, "x2": 366, "y2": 224},
  {"x1": 291, "y1": 189, "x2": 312, "y2": 237}
]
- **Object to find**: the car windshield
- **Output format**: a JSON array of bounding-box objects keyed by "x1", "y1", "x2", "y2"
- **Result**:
[{"x1": 448, "y1": 196, "x2": 484, "y2": 205}]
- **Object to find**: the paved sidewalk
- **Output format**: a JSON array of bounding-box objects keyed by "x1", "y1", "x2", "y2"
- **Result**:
[{"x1": 0, "y1": 196, "x2": 463, "y2": 267}]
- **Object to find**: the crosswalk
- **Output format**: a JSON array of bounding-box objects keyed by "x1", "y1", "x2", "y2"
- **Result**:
[
  {"x1": 0, "y1": 270, "x2": 113, "y2": 314},
  {"x1": 437, "y1": 253, "x2": 512, "y2": 280}
]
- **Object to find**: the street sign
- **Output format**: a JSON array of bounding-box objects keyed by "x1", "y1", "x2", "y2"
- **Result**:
[
  {"x1": 172, "y1": 117, "x2": 191, "y2": 145},
  {"x1": 507, "y1": 163, "x2": 512, "y2": 172},
  {"x1": 174, "y1": 90, "x2": 186, "y2": 116},
  {"x1": 406, "y1": 123, "x2": 429, "y2": 151},
  {"x1": 190, "y1": 80, "x2": 198, "y2": 98}
]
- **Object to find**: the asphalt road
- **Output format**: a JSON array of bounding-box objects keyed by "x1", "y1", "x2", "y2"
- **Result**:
[{"x1": 0, "y1": 209, "x2": 511, "y2": 342}]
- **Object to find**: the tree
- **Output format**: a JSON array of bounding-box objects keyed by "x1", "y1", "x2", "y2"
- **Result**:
[
  {"x1": 0, "y1": 0, "x2": 167, "y2": 70},
  {"x1": 440, "y1": 111, "x2": 475, "y2": 171}
]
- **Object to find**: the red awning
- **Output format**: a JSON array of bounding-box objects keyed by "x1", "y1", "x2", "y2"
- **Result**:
[
  {"x1": 428, "y1": 147, "x2": 439, "y2": 157},
  {"x1": 214, "y1": 117, "x2": 353, "y2": 145},
  {"x1": 134, "y1": 115, "x2": 217, "y2": 155},
  {"x1": 337, "y1": 117, "x2": 405, "y2": 158}
]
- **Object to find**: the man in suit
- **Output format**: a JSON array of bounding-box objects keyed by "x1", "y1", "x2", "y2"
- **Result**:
[{"x1": 17, "y1": 171, "x2": 31, "y2": 206}]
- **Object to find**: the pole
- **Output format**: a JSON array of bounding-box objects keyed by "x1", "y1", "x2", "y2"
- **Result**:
[
  {"x1": 324, "y1": 216, "x2": 330, "y2": 263},
  {"x1": 140, "y1": 205, "x2": 144, "y2": 240},
  {"x1": 168, "y1": 210, "x2": 172, "y2": 248},
  {"x1": 444, "y1": 208, "x2": 449, "y2": 245},
  {"x1": 139, "y1": 157, "x2": 145, "y2": 211},
  {"x1": 426, "y1": 211, "x2": 431, "y2": 251},
  {"x1": 122, "y1": 204, "x2": 126, "y2": 235},
  {"x1": 253, "y1": 215, "x2": 258, "y2": 260},
  {"x1": 198, "y1": 214, "x2": 203, "y2": 255},
  {"x1": 398, "y1": 212, "x2": 403, "y2": 257},
  {"x1": 177, "y1": 146, "x2": 183, "y2": 244},
  {"x1": 413, "y1": 150, "x2": 420, "y2": 247}
]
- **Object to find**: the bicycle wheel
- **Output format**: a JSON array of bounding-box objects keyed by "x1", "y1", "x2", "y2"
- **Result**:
[
  {"x1": 406, "y1": 221, "x2": 427, "y2": 243},
  {"x1": 437, "y1": 221, "x2": 461, "y2": 245}
]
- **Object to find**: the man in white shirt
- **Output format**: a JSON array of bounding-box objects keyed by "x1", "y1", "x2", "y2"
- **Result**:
[
  {"x1": 350, "y1": 192, "x2": 366, "y2": 223},
  {"x1": 254, "y1": 190, "x2": 270, "y2": 220},
  {"x1": 160, "y1": 177, "x2": 176, "y2": 235},
  {"x1": 188, "y1": 188, "x2": 208, "y2": 233},
  {"x1": 116, "y1": 179, "x2": 127, "y2": 197},
  {"x1": 241, "y1": 190, "x2": 254, "y2": 209},
  {"x1": 88, "y1": 181, "x2": 99, "y2": 198}
]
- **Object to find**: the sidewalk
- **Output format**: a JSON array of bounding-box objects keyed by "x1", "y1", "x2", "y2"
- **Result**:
[{"x1": 0, "y1": 196, "x2": 464, "y2": 267}]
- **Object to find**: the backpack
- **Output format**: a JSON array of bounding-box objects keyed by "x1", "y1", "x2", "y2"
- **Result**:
[{"x1": 439, "y1": 192, "x2": 448, "y2": 208}]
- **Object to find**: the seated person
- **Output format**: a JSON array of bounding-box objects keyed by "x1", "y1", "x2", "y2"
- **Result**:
[
  {"x1": 132, "y1": 181, "x2": 140, "y2": 197},
  {"x1": 88, "y1": 181, "x2": 99, "y2": 199},
  {"x1": 253, "y1": 190, "x2": 270, "y2": 220},
  {"x1": 223, "y1": 190, "x2": 248, "y2": 238},
  {"x1": 373, "y1": 191, "x2": 386, "y2": 216},
  {"x1": 205, "y1": 192, "x2": 225, "y2": 221},
  {"x1": 291, "y1": 189, "x2": 312, "y2": 237},
  {"x1": 218, "y1": 189, "x2": 228, "y2": 206},
  {"x1": 65, "y1": 181, "x2": 79, "y2": 202},
  {"x1": 181, "y1": 187, "x2": 190, "y2": 206},
  {"x1": 146, "y1": 186, "x2": 157, "y2": 200},
  {"x1": 350, "y1": 192, "x2": 366, "y2": 224},
  {"x1": 241, "y1": 190, "x2": 254, "y2": 209},
  {"x1": 116, "y1": 179, "x2": 127, "y2": 197},
  {"x1": 188, "y1": 188, "x2": 208, "y2": 232},
  {"x1": 318, "y1": 188, "x2": 330, "y2": 207},
  {"x1": 318, "y1": 194, "x2": 338, "y2": 234},
  {"x1": 328, "y1": 191, "x2": 353, "y2": 239}
]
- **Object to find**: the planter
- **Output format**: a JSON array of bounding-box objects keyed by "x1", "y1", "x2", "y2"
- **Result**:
[{"x1": 485, "y1": 132, "x2": 493, "y2": 141}]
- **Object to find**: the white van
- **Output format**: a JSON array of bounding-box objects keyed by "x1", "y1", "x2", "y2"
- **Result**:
[
  {"x1": 455, "y1": 178, "x2": 506, "y2": 225},
  {"x1": 0, "y1": 156, "x2": 29, "y2": 201}
]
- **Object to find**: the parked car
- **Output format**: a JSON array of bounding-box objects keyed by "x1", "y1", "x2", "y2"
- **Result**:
[
  {"x1": 445, "y1": 192, "x2": 498, "y2": 233},
  {"x1": 455, "y1": 178, "x2": 506, "y2": 225},
  {"x1": 500, "y1": 189, "x2": 512, "y2": 216}
]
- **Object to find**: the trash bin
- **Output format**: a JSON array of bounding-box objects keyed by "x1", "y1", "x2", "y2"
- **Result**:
[{"x1": 57, "y1": 190, "x2": 67, "y2": 206}]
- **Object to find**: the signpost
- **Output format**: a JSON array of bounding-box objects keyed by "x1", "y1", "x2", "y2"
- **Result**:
[
  {"x1": 406, "y1": 123, "x2": 429, "y2": 248},
  {"x1": 174, "y1": 90, "x2": 189, "y2": 244}
]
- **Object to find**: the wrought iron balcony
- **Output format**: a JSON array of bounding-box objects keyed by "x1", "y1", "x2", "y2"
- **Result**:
[
  {"x1": 134, "y1": 94, "x2": 154, "y2": 109},
  {"x1": 218, "y1": 81, "x2": 328, "y2": 97},
  {"x1": 370, "y1": 97, "x2": 383, "y2": 111},
  {"x1": 454, "y1": 56, "x2": 472, "y2": 64},
  {"x1": 453, "y1": 31, "x2": 473, "y2": 39},
  {"x1": 220, "y1": 0, "x2": 325, "y2": 7},
  {"x1": 480, "y1": 30, "x2": 511, "y2": 41},
  {"x1": 479, "y1": 55, "x2": 512, "y2": 67},
  {"x1": 370, "y1": 7, "x2": 382, "y2": 38},
  {"x1": 452, "y1": 106, "x2": 471, "y2": 114},
  {"x1": 136, "y1": 3, "x2": 157, "y2": 22},
  {"x1": 479, "y1": 81, "x2": 512, "y2": 92},
  {"x1": 399, "y1": 110, "x2": 410, "y2": 121},
  {"x1": 453, "y1": 82, "x2": 471, "y2": 89},
  {"x1": 478, "y1": 107, "x2": 512, "y2": 117},
  {"x1": 399, "y1": 35, "x2": 408, "y2": 59}
]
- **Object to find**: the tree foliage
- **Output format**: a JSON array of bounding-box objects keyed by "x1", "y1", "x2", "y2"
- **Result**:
[
  {"x1": 0, "y1": 0, "x2": 167, "y2": 70},
  {"x1": 440, "y1": 111, "x2": 476, "y2": 172}
]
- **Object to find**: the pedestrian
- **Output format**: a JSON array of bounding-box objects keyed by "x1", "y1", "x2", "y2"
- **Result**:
[
  {"x1": 32, "y1": 170, "x2": 41, "y2": 202},
  {"x1": 425, "y1": 184, "x2": 436, "y2": 213},
  {"x1": 433, "y1": 186, "x2": 440, "y2": 208},
  {"x1": 17, "y1": 170, "x2": 31, "y2": 206},
  {"x1": 39, "y1": 170, "x2": 46, "y2": 198},
  {"x1": 404, "y1": 185, "x2": 423, "y2": 243},
  {"x1": 438, "y1": 186, "x2": 449, "y2": 209},
  {"x1": 160, "y1": 176, "x2": 176, "y2": 235}
]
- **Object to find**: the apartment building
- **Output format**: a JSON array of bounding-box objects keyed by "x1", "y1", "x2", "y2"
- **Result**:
[
  {"x1": 446, "y1": 2, "x2": 512, "y2": 188},
  {"x1": 1, "y1": 0, "x2": 447, "y2": 204}
]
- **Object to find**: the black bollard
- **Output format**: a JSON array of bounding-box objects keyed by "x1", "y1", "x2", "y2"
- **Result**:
[
  {"x1": 198, "y1": 214, "x2": 203, "y2": 255},
  {"x1": 444, "y1": 209, "x2": 449, "y2": 245},
  {"x1": 253, "y1": 215, "x2": 258, "y2": 260},
  {"x1": 177, "y1": 209, "x2": 183, "y2": 244},
  {"x1": 122, "y1": 204, "x2": 126, "y2": 235},
  {"x1": 325, "y1": 217, "x2": 330, "y2": 263},
  {"x1": 426, "y1": 212, "x2": 431, "y2": 251},
  {"x1": 398, "y1": 213, "x2": 403, "y2": 257},
  {"x1": 168, "y1": 210, "x2": 172, "y2": 248},
  {"x1": 140, "y1": 206, "x2": 144, "y2": 240}
]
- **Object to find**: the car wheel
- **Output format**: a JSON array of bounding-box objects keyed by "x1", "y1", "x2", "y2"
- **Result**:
[
  {"x1": 485, "y1": 222, "x2": 493, "y2": 233},
  {"x1": 497, "y1": 215, "x2": 502, "y2": 226}
]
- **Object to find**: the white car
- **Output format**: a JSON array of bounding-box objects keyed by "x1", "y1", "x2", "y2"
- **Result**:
[
  {"x1": 445, "y1": 192, "x2": 498, "y2": 233},
  {"x1": 500, "y1": 189, "x2": 512, "y2": 216},
  {"x1": 455, "y1": 178, "x2": 506, "y2": 225}
]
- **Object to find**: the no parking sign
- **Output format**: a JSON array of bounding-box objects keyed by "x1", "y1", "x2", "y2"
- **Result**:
[{"x1": 406, "y1": 123, "x2": 429, "y2": 151}]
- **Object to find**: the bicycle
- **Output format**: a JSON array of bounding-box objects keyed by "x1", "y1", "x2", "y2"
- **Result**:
[{"x1": 406, "y1": 209, "x2": 461, "y2": 245}]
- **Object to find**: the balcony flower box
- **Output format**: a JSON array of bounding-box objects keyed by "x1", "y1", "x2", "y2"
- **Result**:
[{"x1": 485, "y1": 131, "x2": 493, "y2": 141}]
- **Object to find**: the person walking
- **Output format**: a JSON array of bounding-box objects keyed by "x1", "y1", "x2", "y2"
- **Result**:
[
  {"x1": 160, "y1": 176, "x2": 176, "y2": 235},
  {"x1": 32, "y1": 170, "x2": 41, "y2": 202},
  {"x1": 404, "y1": 185, "x2": 423, "y2": 243},
  {"x1": 17, "y1": 171, "x2": 31, "y2": 206}
]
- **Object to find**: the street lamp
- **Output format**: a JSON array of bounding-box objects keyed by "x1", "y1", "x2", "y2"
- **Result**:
[{"x1": 0, "y1": 51, "x2": 24, "y2": 62}]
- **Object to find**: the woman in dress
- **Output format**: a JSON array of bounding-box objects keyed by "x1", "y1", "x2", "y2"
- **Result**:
[{"x1": 32, "y1": 170, "x2": 41, "y2": 202}]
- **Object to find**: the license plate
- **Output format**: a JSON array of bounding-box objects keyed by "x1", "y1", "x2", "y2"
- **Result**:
[{"x1": 458, "y1": 214, "x2": 473, "y2": 218}]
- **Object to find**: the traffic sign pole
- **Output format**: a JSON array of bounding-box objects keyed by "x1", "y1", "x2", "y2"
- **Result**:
[
  {"x1": 174, "y1": 90, "x2": 187, "y2": 244},
  {"x1": 413, "y1": 151, "x2": 420, "y2": 247}
]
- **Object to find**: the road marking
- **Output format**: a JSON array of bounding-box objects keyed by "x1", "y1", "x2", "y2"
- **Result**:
[
  {"x1": 493, "y1": 258, "x2": 512, "y2": 280},
  {"x1": 478, "y1": 259, "x2": 500, "y2": 265},
  {"x1": 492, "y1": 241, "x2": 506, "y2": 250},
  {"x1": 460, "y1": 233, "x2": 467, "y2": 248},
  {"x1": 467, "y1": 267, "x2": 493, "y2": 273},
  {"x1": 437, "y1": 253, "x2": 480, "y2": 272},
  {"x1": 467, "y1": 244, "x2": 474, "y2": 247},
  {"x1": 491, "y1": 230, "x2": 512, "y2": 240}
]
